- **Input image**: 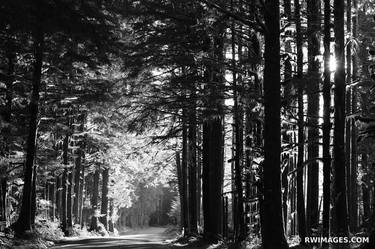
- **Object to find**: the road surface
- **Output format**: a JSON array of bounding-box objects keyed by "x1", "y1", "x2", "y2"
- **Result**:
[{"x1": 52, "y1": 227, "x2": 173, "y2": 249}]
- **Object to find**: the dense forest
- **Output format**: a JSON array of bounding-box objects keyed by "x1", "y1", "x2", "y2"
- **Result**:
[{"x1": 1, "y1": 0, "x2": 375, "y2": 249}]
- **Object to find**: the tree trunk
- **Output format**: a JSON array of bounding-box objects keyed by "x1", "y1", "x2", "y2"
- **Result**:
[
  {"x1": 261, "y1": 1, "x2": 288, "y2": 248},
  {"x1": 14, "y1": 25, "x2": 44, "y2": 235},
  {"x1": 231, "y1": 8, "x2": 245, "y2": 241},
  {"x1": 295, "y1": 0, "x2": 307, "y2": 243},
  {"x1": 56, "y1": 176, "x2": 61, "y2": 220},
  {"x1": 61, "y1": 135, "x2": 69, "y2": 234},
  {"x1": 175, "y1": 151, "x2": 184, "y2": 230},
  {"x1": 306, "y1": 0, "x2": 321, "y2": 235},
  {"x1": 345, "y1": 0, "x2": 356, "y2": 233},
  {"x1": 100, "y1": 168, "x2": 109, "y2": 229},
  {"x1": 282, "y1": 0, "x2": 292, "y2": 234},
  {"x1": 197, "y1": 126, "x2": 202, "y2": 227},
  {"x1": 188, "y1": 88, "x2": 197, "y2": 234},
  {"x1": 73, "y1": 113, "x2": 85, "y2": 224},
  {"x1": 31, "y1": 165, "x2": 37, "y2": 226},
  {"x1": 73, "y1": 151, "x2": 81, "y2": 224},
  {"x1": 322, "y1": 0, "x2": 332, "y2": 246},
  {"x1": 90, "y1": 169, "x2": 100, "y2": 231},
  {"x1": 181, "y1": 109, "x2": 189, "y2": 234},
  {"x1": 49, "y1": 181, "x2": 55, "y2": 221},
  {"x1": 66, "y1": 115, "x2": 74, "y2": 233},
  {"x1": 332, "y1": 0, "x2": 349, "y2": 247},
  {"x1": 108, "y1": 199, "x2": 114, "y2": 232},
  {"x1": 202, "y1": 119, "x2": 224, "y2": 243},
  {"x1": 79, "y1": 172, "x2": 85, "y2": 227},
  {"x1": 350, "y1": 0, "x2": 359, "y2": 233},
  {"x1": 67, "y1": 170, "x2": 73, "y2": 234},
  {"x1": 202, "y1": 20, "x2": 225, "y2": 243},
  {"x1": 73, "y1": 143, "x2": 82, "y2": 224},
  {"x1": 79, "y1": 151, "x2": 86, "y2": 227}
]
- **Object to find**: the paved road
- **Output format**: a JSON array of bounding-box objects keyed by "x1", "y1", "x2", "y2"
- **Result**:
[{"x1": 52, "y1": 227, "x2": 173, "y2": 249}]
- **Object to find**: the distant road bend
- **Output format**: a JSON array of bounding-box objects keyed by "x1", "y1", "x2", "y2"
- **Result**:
[{"x1": 52, "y1": 227, "x2": 173, "y2": 249}]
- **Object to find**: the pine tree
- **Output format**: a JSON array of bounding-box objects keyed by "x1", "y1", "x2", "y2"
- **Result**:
[
  {"x1": 202, "y1": 16, "x2": 225, "y2": 243},
  {"x1": 322, "y1": 0, "x2": 332, "y2": 246},
  {"x1": 332, "y1": 0, "x2": 349, "y2": 247},
  {"x1": 13, "y1": 5, "x2": 44, "y2": 234},
  {"x1": 306, "y1": 0, "x2": 321, "y2": 234},
  {"x1": 294, "y1": 0, "x2": 307, "y2": 243},
  {"x1": 261, "y1": 1, "x2": 288, "y2": 248}
]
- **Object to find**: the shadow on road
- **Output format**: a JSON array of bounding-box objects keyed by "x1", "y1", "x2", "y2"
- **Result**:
[{"x1": 52, "y1": 227, "x2": 172, "y2": 249}]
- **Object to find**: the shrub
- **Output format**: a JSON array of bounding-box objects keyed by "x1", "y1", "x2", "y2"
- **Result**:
[{"x1": 34, "y1": 217, "x2": 64, "y2": 241}]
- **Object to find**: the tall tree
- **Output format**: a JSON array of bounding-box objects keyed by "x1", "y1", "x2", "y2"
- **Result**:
[
  {"x1": 202, "y1": 16, "x2": 225, "y2": 243},
  {"x1": 13, "y1": 9, "x2": 44, "y2": 234},
  {"x1": 306, "y1": 0, "x2": 321, "y2": 234},
  {"x1": 181, "y1": 109, "x2": 189, "y2": 234},
  {"x1": 332, "y1": 0, "x2": 349, "y2": 247},
  {"x1": 349, "y1": 0, "x2": 359, "y2": 233},
  {"x1": 90, "y1": 168, "x2": 100, "y2": 231},
  {"x1": 73, "y1": 113, "x2": 85, "y2": 224},
  {"x1": 61, "y1": 134, "x2": 69, "y2": 234},
  {"x1": 175, "y1": 151, "x2": 184, "y2": 231},
  {"x1": 295, "y1": 0, "x2": 307, "y2": 243},
  {"x1": 260, "y1": 1, "x2": 288, "y2": 248},
  {"x1": 322, "y1": 0, "x2": 332, "y2": 246},
  {"x1": 188, "y1": 85, "x2": 198, "y2": 234},
  {"x1": 231, "y1": 2, "x2": 245, "y2": 241},
  {"x1": 100, "y1": 167, "x2": 109, "y2": 229}
]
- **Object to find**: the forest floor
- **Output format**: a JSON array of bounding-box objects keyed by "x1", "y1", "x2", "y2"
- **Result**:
[{"x1": 0, "y1": 232, "x2": 55, "y2": 249}]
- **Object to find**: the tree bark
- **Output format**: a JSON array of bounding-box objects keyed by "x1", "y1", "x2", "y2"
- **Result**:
[
  {"x1": 261, "y1": 1, "x2": 288, "y2": 248},
  {"x1": 79, "y1": 165, "x2": 85, "y2": 227},
  {"x1": 73, "y1": 162, "x2": 81, "y2": 223},
  {"x1": 73, "y1": 113, "x2": 85, "y2": 224},
  {"x1": 202, "y1": 119, "x2": 224, "y2": 243},
  {"x1": 79, "y1": 140, "x2": 86, "y2": 227},
  {"x1": 67, "y1": 170, "x2": 73, "y2": 233},
  {"x1": 196, "y1": 126, "x2": 202, "y2": 227},
  {"x1": 295, "y1": 0, "x2": 307, "y2": 243},
  {"x1": 332, "y1": 0, "x2": 350, "y2": 247},
  {"x1": 61, "y1": 135, "x2": 69, "y2": 234},
  {"x1": 108, "y1": 199, "x2": 114, "y2": 232},
  {"x1": 14, "y1": 24, "x2": 44, "y2": 235},
  {"x1": 56, "y1": 176, "x2": 61, "y2": 220},
  {"x1": 345, "y1": 0, "x2": 356, "y2": 233},
  {"x1": 73, "y1": 151, "x2": 81, "y2": 224},
  {"x1": 188, "y1": 88, "x2": 197, "y2": 234},
  {"x1": 350, "y1": 0, "x2": 359, "y2": 233},
  {"x1": 231, "y1": 7, "x2": 245, "y2": 241},
  {"x1": 175, "y1": 152, "x2": 184, "y2": 230},
  {"x1": 181, "y1": 110, "x2": 189, "y2": 234},
  {"x1": 90, "y1": 169, "x2": 100, "y2": 231},
  {"x1": 322, "y1": 0, "x2": 332, "y2": 246},
  {"x1": 282, "y1": 0, "x2": 292, "y2": 234},
  {"x1": 31, "y1": 165, "x2": 37, "y2": 226},
  {"x1": 202, "y1": 20, "x2": 225, "y2": 243},
  {"x1": 100, "y1": 168, "x2": 109, "y2": 229},
  {"x1": 306, "y1": 0, "x2": 321, "y2": 235},
  {"x1": 49, "y1": 181, "x2": 55, "y2": 221}
]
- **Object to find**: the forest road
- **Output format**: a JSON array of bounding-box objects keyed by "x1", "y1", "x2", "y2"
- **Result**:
[{"x1": 52, "y1": 227, "x2": 174, "y2": 249}]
